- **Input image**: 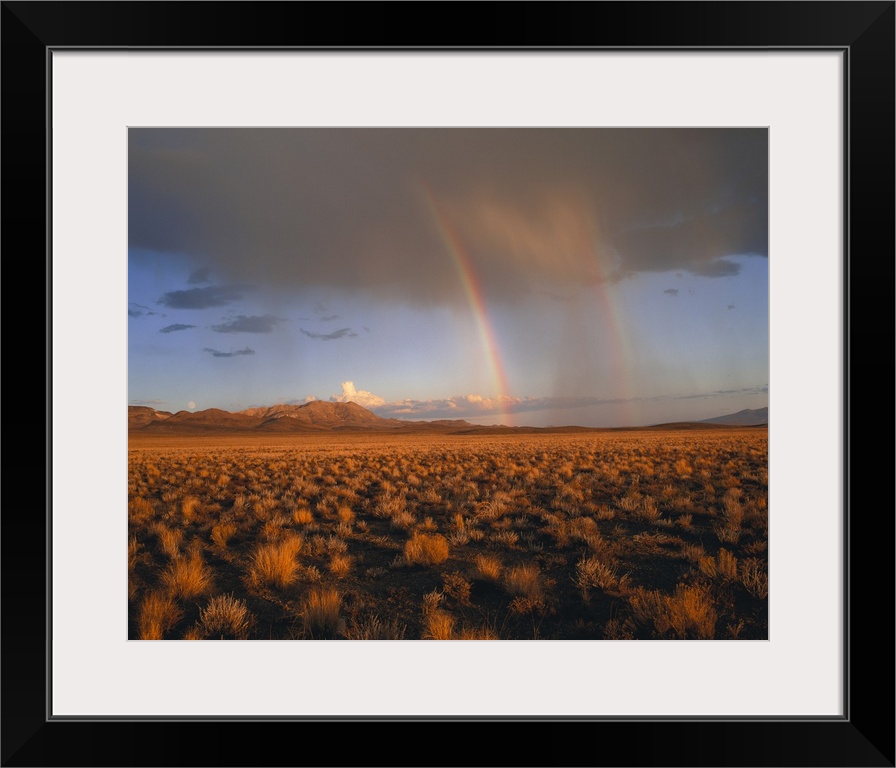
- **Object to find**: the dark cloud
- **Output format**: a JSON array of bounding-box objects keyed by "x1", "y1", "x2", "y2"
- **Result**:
[
  {"x1": 159, "y1": 323, "x2": 197, "y2": 333},
  {"x1": 211, "y1": 314, "x2": 284, "y2": 333},
  {"x1": 319, "y1": 314, "x2": 339, "y2": 322},
  {"x1": 129, "y1": 302, "x2": 163, "y2": 318},
  {"x1": 158, "y1": 284, "x2": 247, "y2": 309},
  {"x1": 300, "y1": 328, "x2": 357, "y2": 341},
  {"x1": 728, "y1": 304, "x2": 736, "y2": 310},
  {"x1": 130, "y1": 398, "x2": 166, "y2": 405},
  {"x1": 130, "y1": 128, "x2": 767, "y2": 305},
  {"x1": 188, "y1": 267, "x2": 213, "y2": 284},
  {"x1": 689, "y1": 259, "x2": 741, "y2": 278},
  {"x1": 203, "y1": 347, "x2": 255, "y2": 358},
  {"x1": 663, "y1": 289, "x2": 679, "y2": 297}
]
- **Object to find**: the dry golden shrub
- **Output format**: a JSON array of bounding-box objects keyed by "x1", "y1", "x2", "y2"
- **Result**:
[
  {"x1": 603, "y1": 617, "x2": 636, "y2": 640},
  {"x1": 302, "y1": 587, "x2": 342, "y2": 638},
  {"x1": 336, "y1": 505, "x2": 355, "y2": 524},
  {"x1": 128, "y1": 536, "x2": 141, "y2": 571},
  {"x1": 474, "y1": 554, "x2": 503, "y2": 582},
  {"x1": 328, "y1": 553, "x2": 352, "y2": 578},
  {"x1": 181, "y1": 495, "x2": 202, "y2": 522},
  {"x1": 138, "y1": 591, "x2": 183, "y2": 640},
  {"x1": 344, "y1": 614, "x2": 407, "y2": 640},
  {"x1": 504, "y1": 563, "x2": 542, "y2": 600},
  {"x1": 699, "y1": 549, "x2": 738, "y2": 581},
  {"x1": 492, "y1": 530, "x2": 519, "y2": 548},
  {"x1": 422, "y1": 610, "x2": 455, "y2": 640},
  {"x1": 630, "y1": 583, "x2": 717, "y2": 639},
  {"x1": 422, "y1": 590, "x2": 443, "y2": 615},
  {"x1": 574, "y1": 554, "x2": 623, "y2": 597},
  {"x1": 198, "y1": 593, "x2": 255, "y2": 639},
  {"x1": 740, "y1": 558, "x2": 768, "y2": 599},
  {"x1": 292, "y1": 506, "x2": 314, "y2": 526},
  {"x1": 154, "y1": 524, "x2": 183, "y2": 559},
  {"x1": 210, "y1": 522, "x2": 237, "y2": 548},
  {"x1": 442, "y1": 572, "x2": 472, "y2": 605},
  {"x1": 162, "y1": 550, "x2": 213, "y2": 599},
  {"x1": 456, "y1": 625, "x2": 500, "y2": 640},
  {"x1": 248, "y1": 534, "x2": 303, "y2": 590},
  {"x1": 404, "y1": 533, "x2": 449, "y2": 566},
  {"x1": 130, "y1": 497, "x2": 155, "y2": 525}
]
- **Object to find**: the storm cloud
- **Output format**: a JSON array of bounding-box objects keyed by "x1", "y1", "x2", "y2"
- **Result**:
[
  {"x1": 130, "y1": 128, "x2": 768, "y2": 307},
  {"x1": 129, "y1": 302, "x2": 163, "y2": 318},
  {"x1": 203, "y1": 347, "x2": 255, "y2": 358},
  {"x1": 211, "y1": 314, "x2": 284, "y2": 334},
  {"x1": 158, "y1": 284, "x2": 248, "y2": 309},
  {"x1": 159, "y1": 323, "x2": 197, "y2": 333},
  {"x1": 300, "y1": 328, "x2": 357, "y2": 341}
]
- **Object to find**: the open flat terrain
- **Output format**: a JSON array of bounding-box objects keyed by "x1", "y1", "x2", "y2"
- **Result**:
[{"x1": 128, "y1": 428, "x2": 768, "y2": 640}]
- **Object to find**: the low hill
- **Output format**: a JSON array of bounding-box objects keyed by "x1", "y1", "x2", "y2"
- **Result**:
[
  {"x1": 127, "y1": 405, "x2": 174, "y2": 429},
  {"x1": 129, "y1": 401, "x2": 769, "y2": 434},
  {"x1": 700, "y1": 407, "x2": 768, "y2": 426}
]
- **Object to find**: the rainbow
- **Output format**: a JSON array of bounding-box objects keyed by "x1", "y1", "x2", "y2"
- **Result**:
[
  {"x1": 419, "y1": 182, "x2": 513, "y2": 425},
  {"x1": 590, "y1": 272, "x2": 636, "y2": 427}
]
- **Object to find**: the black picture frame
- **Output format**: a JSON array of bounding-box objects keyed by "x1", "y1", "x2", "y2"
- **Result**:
[{"x1": 4, "y1": 2, "x2": 893, "y2": 766}]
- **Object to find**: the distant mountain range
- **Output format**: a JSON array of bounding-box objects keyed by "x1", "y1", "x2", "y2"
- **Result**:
[
  {"x1": 128, "y1": 401, "x2": 768, "y2": 434},
  {"x1": 128, "y1": 400, "x2": 479, "y2": 434},
  {"x1": 700, "y1": 407, "x2": 768, "y2": 426}
]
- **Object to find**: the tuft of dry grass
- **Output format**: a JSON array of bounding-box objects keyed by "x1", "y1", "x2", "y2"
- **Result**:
[
  {"x1": 138, "y1": 591, "x2": 183, "y2": 640},
  {"x1": 740, "y1": 558, "x2": 768, "y2": 599},
  {"x1": 456, "y1": 625, "x2": 500, "y2": 640},
  {"x1": 162, "y1": 550, "x2": 213, "y2": 599},
  {"x1": 153, "y1": 524, "x2": 183, "y2": 559},
  {"x1": 181, "y1": 495, "x2": 202, "y2": 522},
  {"x1": 128, "y1": 536, "x2": 141, "y2": 571},
  {"x1": 129, "y1": 497, "x2": 155, "y2": 525},
  {"x1": 247, "y1": 534, "x2": 303, "y2": 590},
  {"x1": 630, "y1": 583, "x2": 717, "y2": 639},
  {"x1": 422, "y1": 610, "x2": 455, "y2": 640},
  {"x1": 210, "y1": 522, "x2": 237, "y2": 548},
  {"x1": 492, "y1": 530, "x2": 519, "y2": 548},
  {"x1": 292, "y1": 506, "x2": 314, "y2": 526},
  {"x1": 422, "y1": 590, "x2": 444, "y2": 615},
  {"x1": 344, "y1": 614, "x2": 407, "y2": 640},
  {"x1": 302, "y1": 587, "x2": 342, "y2": 638},
  {"x1": 404, "y1": 533, "x2": 450, "y2": 566},
  {"x1": 574, "y1": 554, "x2": 626, "y2": 598},
  {"x1": 504, "y1": 563, "x2": 542, "y2": 600},
  {"x1": 198, "y1": 593, "x2": 255, "y2": 639},
  {"x1": 328, "y1": 553, "x2": 352, "y2": 578},
  {"x1": 474, "y1": 554, "x2": 503, "y2": 582},
  {"x1": 699, "y1": 548, "x2": 738, "y2": 581},
  {"x1": 442, "y1": 572, "x2": 472, "y2": 605}
]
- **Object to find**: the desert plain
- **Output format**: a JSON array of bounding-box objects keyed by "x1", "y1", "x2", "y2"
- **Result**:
[{"x1": 128, "y1": 404, "x2": 768, "y2": 641}]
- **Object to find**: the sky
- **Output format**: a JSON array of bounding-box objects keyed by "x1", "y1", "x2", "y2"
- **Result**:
[{"x1": 128, "y1": 128, "x2": 768, "y2": 428}]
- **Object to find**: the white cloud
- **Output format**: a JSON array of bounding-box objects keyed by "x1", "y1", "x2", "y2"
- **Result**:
[{"x1": 330, "y1": 381, "x2": 385, "y2": 408}]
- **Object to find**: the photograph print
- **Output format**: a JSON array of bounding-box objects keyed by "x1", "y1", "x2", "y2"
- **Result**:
[{"x1": 128, "y1": 127, "x2": 769, "y2": 641}]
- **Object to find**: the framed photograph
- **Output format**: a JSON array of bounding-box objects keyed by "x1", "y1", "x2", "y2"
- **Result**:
[{"x1": 6, "y1": 1, "x2": 893, "y2": 765}]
